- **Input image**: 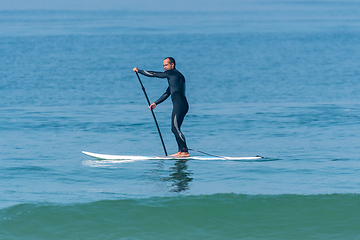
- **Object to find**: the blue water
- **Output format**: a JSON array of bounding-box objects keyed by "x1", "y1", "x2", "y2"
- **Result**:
[{"x1": 1, "y1": 1, "x2": 360, "y2": 239}]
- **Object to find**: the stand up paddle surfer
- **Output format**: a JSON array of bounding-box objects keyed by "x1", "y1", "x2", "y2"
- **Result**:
[{"x1": 133, "y1": 57, "x2": 190, "y2": 157}]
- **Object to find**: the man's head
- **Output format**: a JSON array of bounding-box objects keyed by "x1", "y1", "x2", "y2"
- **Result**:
[{"x1": 163, "y1": 57, "x2": 176, "y2": 71}]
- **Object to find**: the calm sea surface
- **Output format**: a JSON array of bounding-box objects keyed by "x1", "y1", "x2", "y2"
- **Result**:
[{"x1": 1, "y1": 1, "x2": 360, "y2": 239}]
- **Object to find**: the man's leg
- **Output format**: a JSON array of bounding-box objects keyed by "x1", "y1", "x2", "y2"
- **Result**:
[{"x1": 171, "y1": 108, "x2": 189, "y2": 157}]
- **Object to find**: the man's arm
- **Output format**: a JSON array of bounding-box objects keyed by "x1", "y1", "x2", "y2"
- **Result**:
[
  {"x1": 154, "y1": 87, "x2": 170, "y2": 105},
  {"x1": 149, "y1": 87, "x2": 170, "y2": 110},
  {"x1": 133, "y1": 67, "x2": 170, "y2": 107},
  {"x1": 133, "y1": 67, "x2": 169, "y2": 78}
]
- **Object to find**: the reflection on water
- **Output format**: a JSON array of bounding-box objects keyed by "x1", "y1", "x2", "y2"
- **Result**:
[{"x1": 168, "y1": 160, "x2": 193, "y2": 192}]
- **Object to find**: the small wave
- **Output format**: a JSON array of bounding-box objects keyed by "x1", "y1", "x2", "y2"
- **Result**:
[{"x1": 1, "y1": 193, "x2": 359, "y2": 240}]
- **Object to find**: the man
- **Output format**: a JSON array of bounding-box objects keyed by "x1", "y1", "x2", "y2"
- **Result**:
[{"x1": 133, "y1": 57, "x2": 190, "y2": 157}]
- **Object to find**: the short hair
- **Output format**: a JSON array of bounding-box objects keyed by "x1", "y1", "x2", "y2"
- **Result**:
[{"x1": 165, "y1": 57, "x2": 176, "y2": 68}]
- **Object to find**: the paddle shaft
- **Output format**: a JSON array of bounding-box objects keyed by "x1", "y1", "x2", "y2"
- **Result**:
[{"x1": 135, "y1": 72, "x2": 168, "y2": 156}]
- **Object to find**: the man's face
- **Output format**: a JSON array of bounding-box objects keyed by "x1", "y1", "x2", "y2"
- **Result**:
[{"x1": 163, "y1": 59, "x2": 174, "y2": 71}]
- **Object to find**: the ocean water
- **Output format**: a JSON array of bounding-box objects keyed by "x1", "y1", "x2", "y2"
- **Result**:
[{"x1": 1, "y1": 1, "x2": 360, "y2": 239}]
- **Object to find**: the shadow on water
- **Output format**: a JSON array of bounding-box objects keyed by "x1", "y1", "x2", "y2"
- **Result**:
[
  {"x1": 168, "y1": 160, "x2": 193, "y2": 192},
  {"x1": 149, "y1": 157, "x2": 279, "y2": 193}
]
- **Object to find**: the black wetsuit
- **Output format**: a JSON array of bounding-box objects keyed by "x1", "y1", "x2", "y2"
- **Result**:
[{"x1": 138, "y1": 68, "x2": 189, "y2": 152}]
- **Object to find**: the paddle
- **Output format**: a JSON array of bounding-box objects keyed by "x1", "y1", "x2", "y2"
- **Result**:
[{"x1": 135, "y1": 72, "x2": 168, "y2": 156}]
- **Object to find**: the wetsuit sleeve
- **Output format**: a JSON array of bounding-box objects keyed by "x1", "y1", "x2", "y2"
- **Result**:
[
  {"x1": 154, "y1": 87, "x2": 170, "y2": 105},
  {"x1": 138, "y1": 70, "x2": 169, "y2": 78}
]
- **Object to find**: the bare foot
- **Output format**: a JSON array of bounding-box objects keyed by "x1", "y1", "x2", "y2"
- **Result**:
[
  {"x1": 179, "y1": 152, "x2": 190, "y2": 157},
  {"x1": 171, "y1": 152, "x2": 190, "y2": 158},
  {"x1": 170, "y1": 152, "x2": 181, "y2": 157}
]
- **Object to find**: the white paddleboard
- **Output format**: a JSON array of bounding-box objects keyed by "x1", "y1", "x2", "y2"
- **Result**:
[{"x1": 82, "y1": 151, "x2": 263, "y2": 161}]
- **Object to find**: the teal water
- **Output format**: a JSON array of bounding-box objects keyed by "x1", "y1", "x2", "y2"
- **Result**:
[
  {"x1": 1, "y1": 194, "x2": 360, "y2": 239},
  {"x1": 1, "y1": 1, "x2": 360, "y2": 239}
]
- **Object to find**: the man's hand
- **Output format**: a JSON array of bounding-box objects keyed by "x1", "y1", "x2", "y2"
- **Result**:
[
  {"x1": 133, "y1": 67, "x2": 139, "y2": 72},
  {"x1": 149, "y1": 103, "x2": 157, "y2": 110}
]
